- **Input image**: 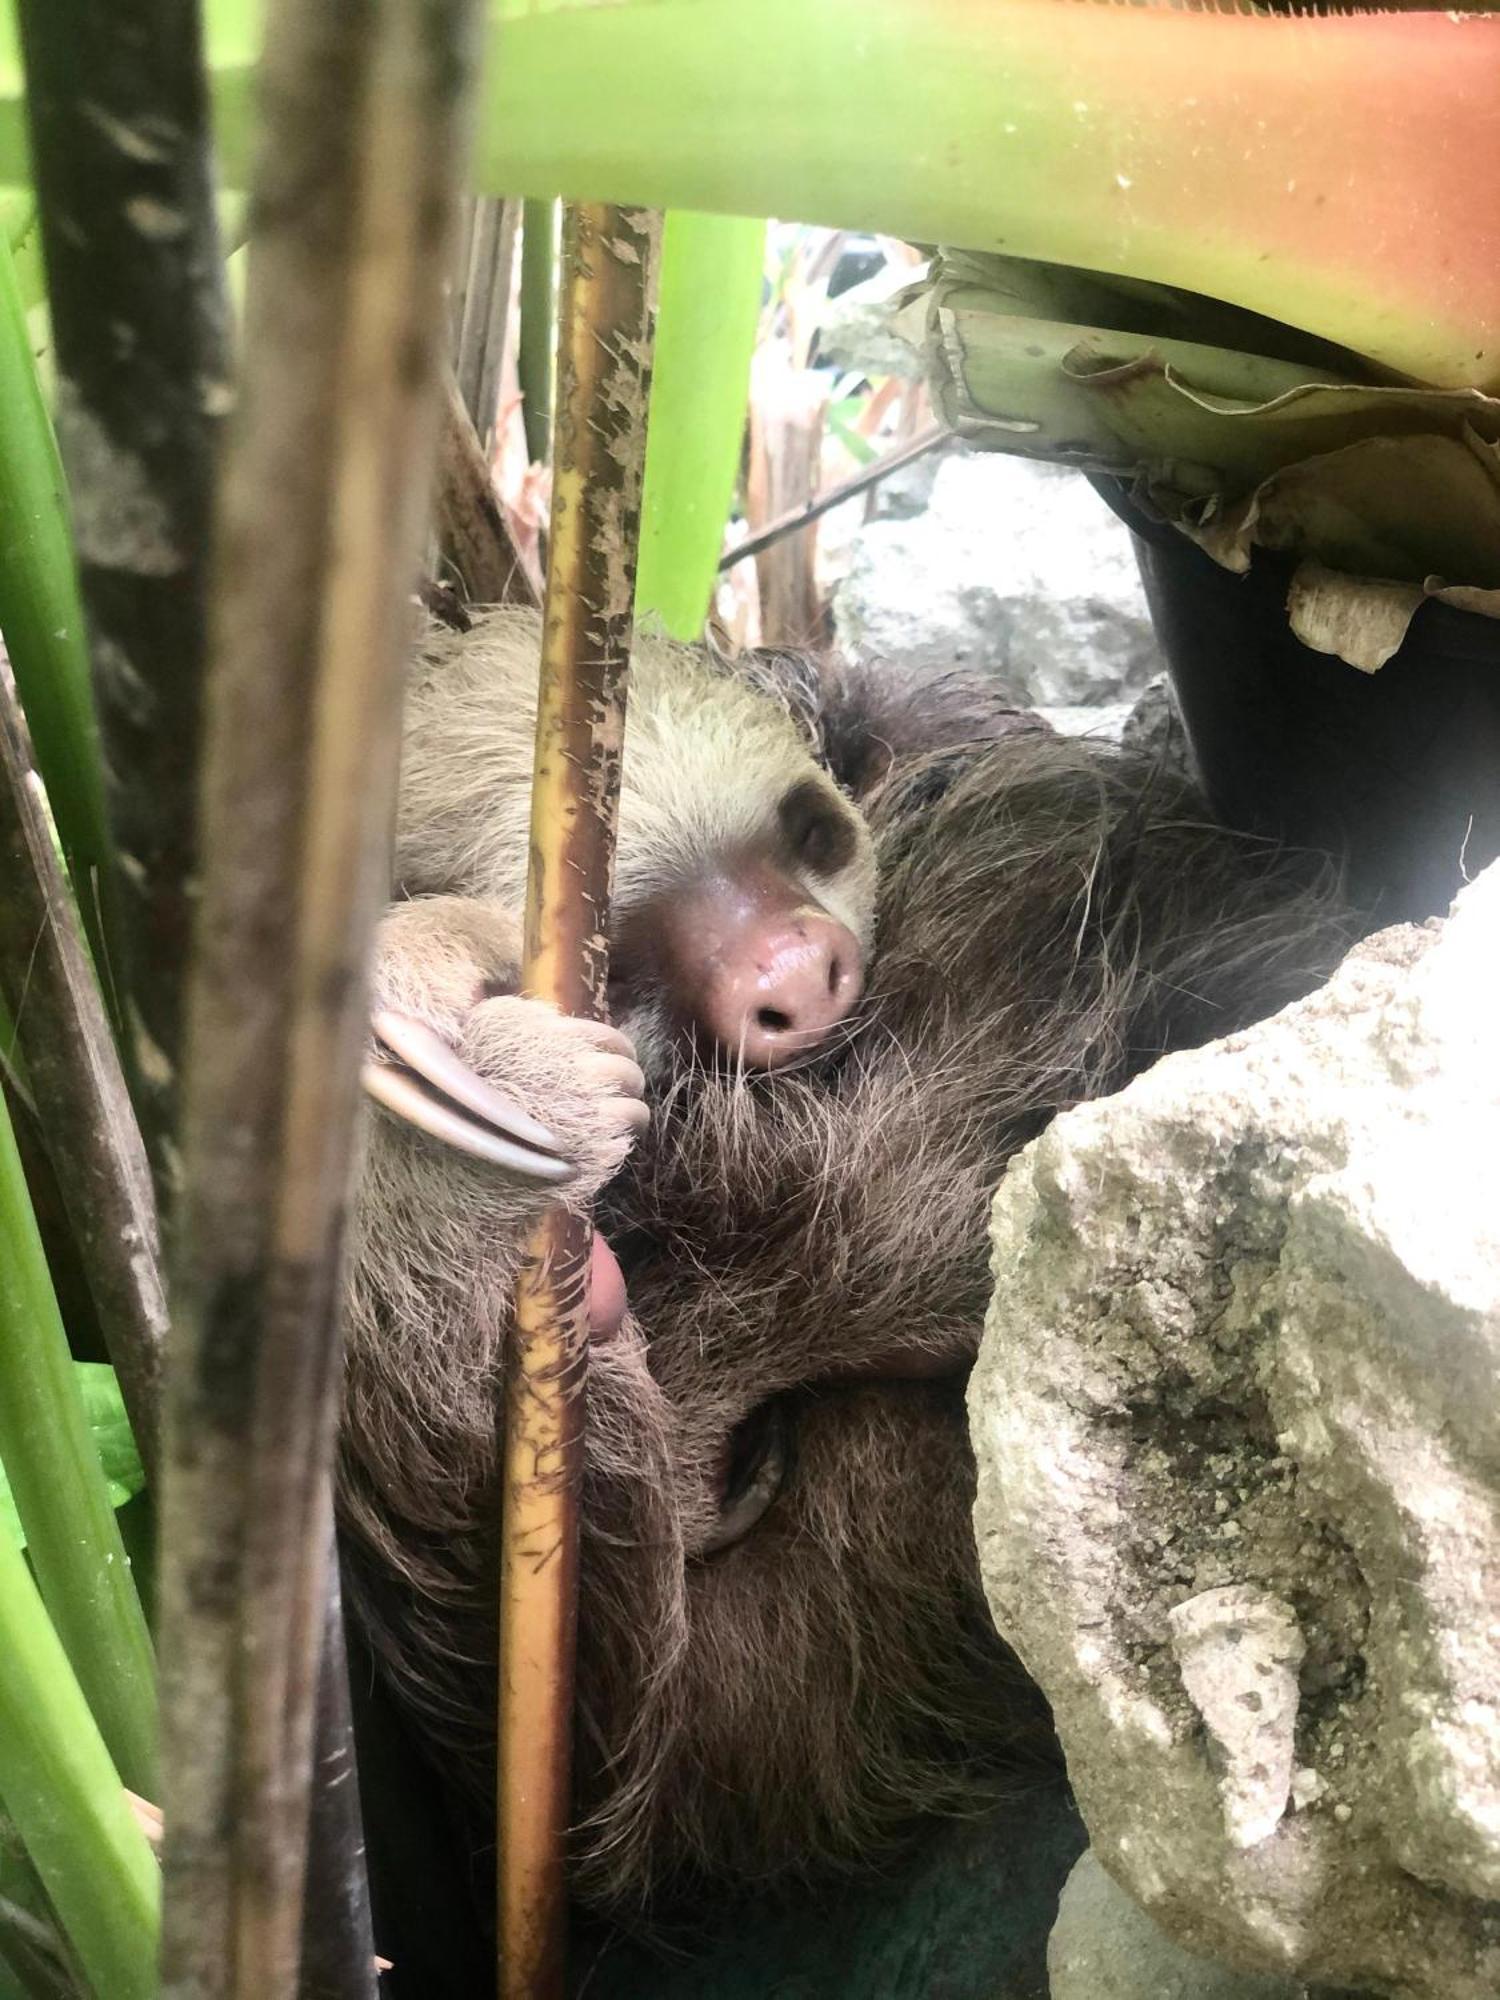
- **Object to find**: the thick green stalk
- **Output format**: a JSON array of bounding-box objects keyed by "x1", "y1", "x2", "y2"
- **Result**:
[
  {"x1": 0, "y1": 1088, "x2": 156, "y2": 1794},
  {"x1": 3, "y1": 1, "x2": 1500, "y2": 389},
  {"x1": 517, "y1": 196, "x2": 556, "y2": 464},
  {"x1": 6, "y1": 3, "x2": 1499, "y2": 388},
  {"x1": 0, "y1": 1523, "x2": 158, "y2": 2000},
  {"x1": 636, "y1": 210, "x2": 764, "y2": 640},
  {"x1": 473, "y1": 0, "x2": 1500, "y2": 391},
  {"x1": 0, "y1": 228, "x2": 114, "y2": 990}
]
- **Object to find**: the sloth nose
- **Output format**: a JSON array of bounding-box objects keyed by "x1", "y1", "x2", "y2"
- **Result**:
[{"x1": 706, "y1": 910, "x2": 864, "y2": 1068}]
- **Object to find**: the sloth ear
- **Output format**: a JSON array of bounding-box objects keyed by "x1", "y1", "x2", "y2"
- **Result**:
[
  {"x1": 705, "y1": 629, "x2": 832, "y2": 760},
  {"x1": 817, "y1": 658, "x2": 1052, "y2": 802}
]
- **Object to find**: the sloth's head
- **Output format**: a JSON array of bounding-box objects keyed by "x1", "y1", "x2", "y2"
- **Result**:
[
  {"x1": 397, "y1": 610, "x2": 877, "y2": 1081},
  {"x1": 605, "y1": 637, "x2": 875, "y2": 1077}
]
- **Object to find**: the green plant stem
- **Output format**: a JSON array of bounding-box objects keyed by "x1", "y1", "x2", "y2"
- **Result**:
[
  {"x1": 0, "y1": 228, "x2": 115, "y2": 1000},
  {"x1": 475, "y1": 0, "x2": 1500, "y2": 391},
  {"x1": 0, "y1": 1087, "x2": 156, "y2": 1795},
  {"x1": 6, "y1": 3, "x2": 1500, "y2": 387},
  {"x1": 0, "y1": 1523, "x2": 158, "y2": 2000},
  {"x1": 636, "y1": 210, "x2": 764, "y2": 639},
  {"x1": 517, "y1": 196, "x2": 556, "y2": 464}
]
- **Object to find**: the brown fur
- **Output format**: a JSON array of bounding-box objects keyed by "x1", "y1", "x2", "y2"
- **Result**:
[{"x1": 337, "y1": 609, "x2": 1353, "y2": 1920}]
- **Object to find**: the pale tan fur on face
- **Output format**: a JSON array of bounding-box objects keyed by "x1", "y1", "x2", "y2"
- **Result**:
[{"x1": 395, "y1": 607, "x2": 877, "y2": 951}]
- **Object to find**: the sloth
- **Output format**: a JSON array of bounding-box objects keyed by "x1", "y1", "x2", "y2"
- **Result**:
[{"x1": 337, "y1": 607, "x2": 1350, "y2": 1935}]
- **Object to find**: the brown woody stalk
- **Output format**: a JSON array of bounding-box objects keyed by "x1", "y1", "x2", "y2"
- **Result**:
[
  {"x1": 498, "y1": 203, "x2": 660, "y2": 2000},
  {"x1": 452, "y1": 196, "x2": 520, "y2": 447},
  {"x1": 14, "y1": 0, "x2": 232, "y2": 1194},
  {"x1": 160, "y1": 0, "x2": 482, "y2": 1992},
  {"x1": 0, "y1": 655, "x2": 165, "y2": 1472}
]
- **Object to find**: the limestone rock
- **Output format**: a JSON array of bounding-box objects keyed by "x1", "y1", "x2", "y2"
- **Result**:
[
  {"x1": 1048, "y1": 1850, "x2": 1305, "y2": 2000},
  {"x1": 971, "y1": 863, "x2": 1500, "y2": 1999},
  {"x1": 833, "y1": 453, "x2": 1162, "y2": 709},
  {"x1": 1168, "y1": 1587, "x2": 1305, "y2": 1852}
]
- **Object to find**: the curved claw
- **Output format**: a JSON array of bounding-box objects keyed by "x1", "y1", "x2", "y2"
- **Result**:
[
  {"x1": 362, "y1": 1048, "x2": 573, "y2": 1183},
  {"x1": 372, "y1": 1010, "x2": 563, "y2": 1154}
]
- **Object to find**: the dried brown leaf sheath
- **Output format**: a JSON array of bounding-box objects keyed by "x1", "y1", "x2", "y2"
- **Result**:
[
  {"x1": 498, "y1": 203, "x2": 660, "y2": 2000},
  {"x1": 0, "y1": 658, "x2": 165, "y2": 1470}
]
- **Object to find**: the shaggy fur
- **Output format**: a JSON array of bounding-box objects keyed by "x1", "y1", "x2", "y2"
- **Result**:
[{"x1": 338, "y1": 609, "x2": 1354, "y2": 1924}]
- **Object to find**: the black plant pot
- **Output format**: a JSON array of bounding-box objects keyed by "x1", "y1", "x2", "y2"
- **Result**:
[{"x1": 1094, "y1": 477, "x2": 1500, "y2": 923}]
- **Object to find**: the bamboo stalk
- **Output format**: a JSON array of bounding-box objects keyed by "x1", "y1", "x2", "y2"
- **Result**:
[
  {"x1": 14, "y1": 0, "x2": 234, "y2": 1193},
  {"x1": 0, "y1": 1516, "x2": 159, "y2": 2000},
  {"x1": 499, "y1": 201, "x2": 660, "y2": 2000},
  {"x1": 0, "y1": 653, "x2": 165, "y2": 1471},
  {"x1": 0, "y1": 1087, "x2": 157, "y2": 1796},
  {"x1": 159, "y1": 0, "x2": 483, "y2": 1990}
]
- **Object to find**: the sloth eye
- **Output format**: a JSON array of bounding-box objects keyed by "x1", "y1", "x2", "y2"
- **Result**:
[{"x1": 778, "y1": 780, "x2": 855, "y2": 876}]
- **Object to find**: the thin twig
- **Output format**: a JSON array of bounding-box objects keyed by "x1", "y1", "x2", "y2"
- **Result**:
[
  {"x1": 15, "y1": 0, "x2": 233, "y2": 1198},
  {"x1": 498, "y1": 202, "x2": 660, "y2": 2000},
  {"x1": 160, "y1": 0, "x2": 483, "y2": 1989},
  {"x1": 0, "y1": 652, "x2": 165, "y2": 1471},
  {"x1": 721, "y1": 421, "x2": 947, "y2": 571}
]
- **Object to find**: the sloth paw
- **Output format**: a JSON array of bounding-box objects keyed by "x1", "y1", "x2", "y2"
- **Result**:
[{"x1": 365, "y1": 998, "x2": 647, "y2": 1192}]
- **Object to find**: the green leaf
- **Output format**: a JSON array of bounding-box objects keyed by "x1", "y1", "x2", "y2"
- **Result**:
[
  {"x1": 0, "y1": 227, "x2": 116, "y2": 997},
  {"x1": 0, "y1": 1364, "x2": 147, "y2": 1554},
  {"x1": 81, "y1": 1364, "x2": 147, "y2": 1514},
  {"x1": 827, "y1": 412, "x2": 878, "y2": 468},
  {"x1": 636, "y1": 210, "x2": 764, "y2": 640},
  {"x1": 0, "y1": 1519, "x2": 159, "y2": 2000},
  {"x1": 0, "y1": 1094, "x2": 156, "y2": 1795}
]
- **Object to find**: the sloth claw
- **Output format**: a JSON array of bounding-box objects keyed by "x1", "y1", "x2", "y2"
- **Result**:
[{"x1": 365, "y1": 1011, "x2": 573, "y2": 1181}]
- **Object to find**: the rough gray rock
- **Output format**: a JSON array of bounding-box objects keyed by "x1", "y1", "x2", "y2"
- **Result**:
[
  {"x1": 1049, "y1": 1850, "x2": 1304, "y2": 2000},
  {"x1": 816, "y1": 264, "x2": 928, "y2": 384},
  {"x1": 833, "y1": 452, "x2": 1162, "y2": 708},
  {"x1": 1031, "y1": 699, "x2": 1136, "y2": 744},
  {"x1": 1034, "y1": 677, "x2": 1195, "y2": 762},
  {"x1": 971, "y1": 863, "x2": 1500, "y2": 2000},
  {"x1": 1119, "y1": 672, "x2": 1196, "y2": 781}
]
